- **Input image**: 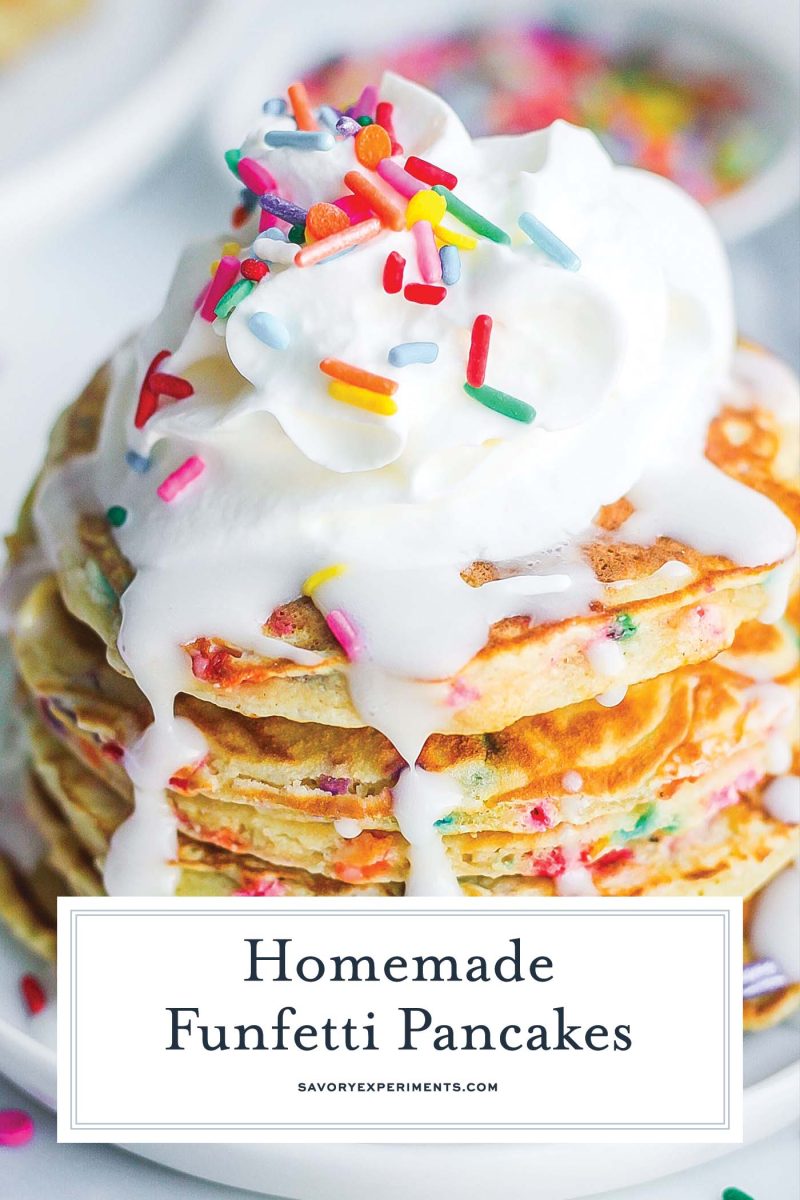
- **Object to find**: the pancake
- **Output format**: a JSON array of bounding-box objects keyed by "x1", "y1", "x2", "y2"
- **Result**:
[
  {"x1": 14, "y1": 574, "x2": 798, "y2": 839},
  {"x1": 27, "y1": 715, "x2": 799, "y2": 899},
  {"x1": 11, "y1": 350, "x2": 797, "y2": 736}
]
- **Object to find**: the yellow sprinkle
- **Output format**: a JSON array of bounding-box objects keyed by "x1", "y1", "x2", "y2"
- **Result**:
[
  {"x1": 209, "y1": 259, "x2": 220, "y2": 275},
  {"x1": 222, "y1": 241, "x2": 240, "y2": 256},
  {"x1": 433, "y1": 224, "x2": 477, "y2": 250},
  {"x1": 328, "y1": 380, "x2": 398, "y2": 416},
  {"x1": 302, "y1": 563, "x2": 347, "y2": 597},
  {"x1": 405, "y1": 188, "x2": 447, "y2": 228}
]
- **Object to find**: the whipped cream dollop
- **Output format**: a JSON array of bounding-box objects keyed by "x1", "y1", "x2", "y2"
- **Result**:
[{"x1": 32, "y1": 74, "x2": 797, "y2": 896}]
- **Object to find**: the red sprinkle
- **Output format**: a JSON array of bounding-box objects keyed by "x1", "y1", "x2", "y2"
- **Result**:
[
  {"x1": 231, "y1": 204, "x2": 250, "y2": 229},
  {"x1": 404, "y1": 155, "x2": 458, "y2": 190},
  {"x1": 383, "y1": 251, "x2": 406, "y2": 294},
  {"x1": 591, "y1": 847, "x2": 634, "y2": 873},
  {"x1": 375, "y1": 101, "x2": 396, "y2": 138},
  {"x1": 528, "y1": 847, "x2": 566, "y2": 879},
  {"x1": 404, "y1": 282, "x2": 447, "y2": 306},
  {"x1": 0, "y1": 1109, "x2": 34, "y2": 1147},
  {"x1": 148, "y1": 372, "x2": 194, "y2": 400},
  {"x1": 466, "y1": 314, "x2": 493, "y2": 387},
  {"x1": 134, "y1": 349, "x2": 170, "y2": 429},
  {"x1": 20, "y1": 974, "x2": 46, "y2": 1016},
  {"x1": 240, "y1": 257, "x2": 269, "y2": 281}
]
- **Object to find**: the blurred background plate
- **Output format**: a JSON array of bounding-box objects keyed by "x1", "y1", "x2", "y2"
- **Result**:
[
  {"x1": 0, "y1": 0, "x2": 250, "y2": 249},
  {"x1": 208, "y1": 0, "x2": 800, "y2": 243}
]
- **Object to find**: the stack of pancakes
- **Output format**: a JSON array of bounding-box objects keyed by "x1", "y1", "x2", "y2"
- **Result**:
[{"x1": 1, "y1": 345, "x2": 799, "y2": 1030}]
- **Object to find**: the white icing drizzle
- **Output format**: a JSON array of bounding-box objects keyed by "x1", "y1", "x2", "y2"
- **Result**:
[
  {"x1": 762, "y1": 775, "x2": 800, "y2": 825},
  {"x1": 29, "y1": 74, "x2": 798, "y2": 897},
  {"x1": 392, "y1": 767, "x2": 463, "y2": 896},
  {"x1": 764, "y1": 736, "x2": 794, "y2": 777},
  {"x1": 596, "y1": 683, "x2": 629, "y2": 708},
  {"x1": 556, "y1": 865, "x2": 600, "y2": 896},
  {"x1": 333, "y1": 819, "x2": 362, "y2": 840},
  {"x1": 749, "y1": 864, "x2": 800, "y2": 981}
]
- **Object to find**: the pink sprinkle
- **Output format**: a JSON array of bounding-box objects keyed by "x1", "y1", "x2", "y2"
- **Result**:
[
  {"x1": 237, "y1": 156, "x2": 277, "y2": 195},
  {"x1": 526, "y1": 800, "x2": 556, "y2": 831},
  {"x1": 157, "y1": 455, "x2": 205, "y2": 503},
  {"x1": 412, "y1": 220, "x2": 442, "y2": 283},
  {"x1": 326, "y1": 609, "x2": 363, "y2": 661},
  {"x1": 0, "y1": 1109, "x2": 34, "y2": 1147},
  {"x1": 333, "y1": 193, "x2": 373, "y2": 223},
  {"x1": 200, "y1": 255, "x2": 240, "y2": 322},
  {"x1": 190, "y1": 652, "x2": 210, "y2": 679},
  {"x1": 268, "y1": 610, "x2": 296, "y2": 636},
  {"x1": 258, "y1": 206, "x2": 278, "y2": 232},
  {"x1": 446, "y1": 678, "x2": 481, "y2": 709},
  {"x1": 233, "y1": 878, "x2": 286, "y2": 897},
  {"x1": 376, "y1": 158, "x2": 425, "y2": 199},
  {"x1": 350, "y1": 85, "x2": 377, "y2": 120}
]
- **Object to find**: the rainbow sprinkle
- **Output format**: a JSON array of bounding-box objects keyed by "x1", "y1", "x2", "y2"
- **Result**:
[
  {"x1": 302, "y1": 563, "x2": 347, "y2": 596},
  {"x1": 326, "y1": 609, "x2": 363, "y2": 660},
  {"x1": 248, "y1": 312, "x2": 290, "y2": 349},
  {"x1": 264, "y1": 129, "x2": 335, "y2": 151},
  {"x1": 518, "y1": 211, "x2": 581, "y2": 271},
  {"x1": 432, "y1": 185, "x2": 510, "y2": 245},
  {"x1": 464, "y1": 382, "x2": 535, "y2": 424},
  {"x1": 388, "y1": 342, "x2": 439, "y2": 367},
  {"x1": 157, "y1": 456, "x2": 206, "y2": 503}
]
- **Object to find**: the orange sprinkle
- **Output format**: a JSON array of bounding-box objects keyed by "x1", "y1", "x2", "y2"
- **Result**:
[
  {"x1": 354, "y1": 123, "x2": 392, "y2": 170},
  {"x1": 287, "y1": 81, "x2": 318, "y2": 131},
  {"x1": 306, "y1": 202, "x2": 350, "y2": 242},
  {"x1": 294, "y1": 217, "x2": 381, "y2": 267},
  {"x1": 344, "y1": 170, "x2": 405, "y2": 231},
  {"x1": 320, "y1": 358, "x2": 398, "y2": 396}
]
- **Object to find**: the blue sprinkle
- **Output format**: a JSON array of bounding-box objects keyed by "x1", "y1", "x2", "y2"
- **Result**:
[
  {"x1": 264, "y1": 129, "x2": 335, "y2": 152},
  {"x1": 434, "y1": 814, "x2": 455, "y2": 829},
  {"x1": 317, "y1": 105, "x2": 341, "y2": 133},
  {"x1": 440, "y1": 244, "x2": 461, "y2": 285},
  {"x1": 248, "y1": 312, "x2": 291, "y2": 350},
  {"x1": 239, "y1": 187, "x2": 257, "y2": 212},
  {"x1": 125, "y1": 449, "x2": 151, "y2": 474},
  {"x1": 335, "y1": 115, "x2": 360, "y2": 138},
  {"x1": 261, "y1": 227, "x2": 289, "y2": 242},
  {"x1": 518, "y1": 212, "x2": 581, "y2": 271},
  {"x1": 262, "y1": 97, "x2": 287, "y2": 116},
  {"x1": 388, "y1": 342, "x2": 439, "y2": 368}
]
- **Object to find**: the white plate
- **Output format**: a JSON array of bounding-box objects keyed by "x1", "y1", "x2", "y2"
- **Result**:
[
  {"x1": 1, "y1": 920, "x2": 798, "y2": 1200},
  {"x1": 0, "y1": 0, "x2": 250, "y2": 249},
  {"x1": 207, "y1": 0, "x2": 800, "y2": 243}
]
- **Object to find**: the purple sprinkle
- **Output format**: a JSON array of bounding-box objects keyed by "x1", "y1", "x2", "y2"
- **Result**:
[
  {"x1": 335, "y1": 116, "x2": 360, "y2": 138},
  {"x1": 349, "y1": 84, "x2": 378, "y2": 121},
  {"x1": 743, "y1": 957, "x2": 790, "y2": 999},
  {"x1": 258, "y1": 193, "x2": 308, "y2": 225},
  {"x1": 318, "y1": 775, "x2": 350, "y2": 795}
]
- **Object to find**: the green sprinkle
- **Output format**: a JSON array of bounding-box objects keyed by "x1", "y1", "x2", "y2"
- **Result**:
[
  {"x1": 214, "y1": 278, "x2": 254, "y2": 319},
  {"x1": 617, "y1": 804, "x2": 657, "y2": 842},
  {"x1": 432, "y1": 185, "x2": 511, "y2": 245},
  {"x1": 106, "y1": 505, "x2": 127, "y2": 528},
  {"x1": 356, "y1": 115, "x2": 373, "y2": 126},
  {"x1": 224, "y1": 148, "x2": 242, "y2": 176},
  {"x1": 464, "y1": 382, "x2": 535, "y2": 424},
  {"x1": 287, "y1": 223, "x2": 306, "y2": 244},
  {"x1": 722, "y1": 1189, "x2": 755, "y2": 1200},
  {"x1": 86, "y1": 558, "x2": 117, "y2": 607},
  {"x1": 613, "y1": 613, "x2": 638, "y2": 640},
  {"x1": 434, "y1": 814, "x2": 456, "y2": 829}
]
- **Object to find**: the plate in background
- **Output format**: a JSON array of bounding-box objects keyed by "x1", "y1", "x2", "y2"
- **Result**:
[
  {"x1": 207, "y1": 0, "x2": 800, "y2": 242},
  {"x1": 0, "y1": 0, "x2": 250, "y2": 249}
]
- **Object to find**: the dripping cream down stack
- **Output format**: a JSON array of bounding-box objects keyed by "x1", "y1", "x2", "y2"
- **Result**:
[{"x1": 1, "y1": 74, "x2": 799, "y2": 1028}]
